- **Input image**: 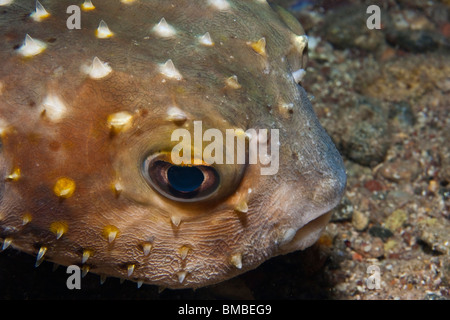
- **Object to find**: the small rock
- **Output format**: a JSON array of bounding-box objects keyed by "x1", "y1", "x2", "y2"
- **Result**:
[
  {"x1": 352, "y1": 211, "x2": 369, "y2": 231},
  {"x1": 386, "y1": 30, "x2": 441, "y2": 53},
  {"x1": 352, "y1": 236, "x2": 384, "y2": 258},
  {"x1": 389, "y1": 9, "x2": 435, "y2": 31},
  {"x1": 386, "y1": 190, "x2": 413, "y2": 207},
  {"x1": 384, "y1": 240, "x2": 397, "y2": 254},
  {"x1": 336, "y1": 97, "x2": 391, "y2": 166},
  {"x1": 379, "y1": 160, "x2": 421, "y2": 182},
  {"x1": 423, "y1": 292, "x2": 447, "y2": 300},
  {"x1": 364, "y1": 179, "x2": 384, "y2": 192},
  {"x1": 418, "y1": 218, "x2": 450, "y2": 255},
  {"x1": 369, "y1": 226, "x2": 394, "y2": 241},
  {"x1": 330, "y1": 196, "x2": 354, "y2": 222},
  {"x1": 384, "y1": 209, "x2": 408, "y2": 232},
  {"x1": 441, "y1": 23, "x2": 450, "y2": 39},
  {"x1": 388, "y1": 101, "x2": 415, "y2": 128},
  {"x1": 369, "y1": 238, "x2": 385, "y2": 258},
  {"x1": 352, "y1": 252, "x2": 363, "y2": 262},
  {"x1": 428, "y1": 180, "x2": 439, "y2": 193},
  {"x1": 385, "y1": 9, "x2": 445, "y2": 53},
  {"x1": 322, "y1": 4, "x2": 386, "y2": 51}
]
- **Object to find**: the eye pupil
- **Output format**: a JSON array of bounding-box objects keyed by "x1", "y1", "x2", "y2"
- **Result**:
[
  {"x1": 167, "y1": 165, "x2": 204, "y2": 193},
  {"x1": 144, "y1": 156, "x2": 221, "y2": 202}
]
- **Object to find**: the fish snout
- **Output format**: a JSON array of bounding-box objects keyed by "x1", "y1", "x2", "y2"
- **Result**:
[
  {"x1": 275, "y1": 133, "x2": 347, "y2": 254},
  {"x1": 310, "y1": 155, "x2": 347, "y2": 215}
]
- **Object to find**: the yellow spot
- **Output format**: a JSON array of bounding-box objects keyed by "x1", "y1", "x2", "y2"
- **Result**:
[
  {"x1": 1, "y1": 237, "x2": 12, "y2": 250},
  {"x1": 81, "y1": 0, "x2": 95, "y2": 11},
  {"x1": 225, "y1": 75, "x2": 241, "y2": 89},
  {"x1": 279, "y1": 102, "x2": 294, "y2": 114},
  {"x1": 53, "y1": 177, "x2": 76, "y2": 199},
  {"x1": 110, "y1": 181, "x2": 123, "y2": 197},
  {"x1": 159, "y1": 59, "x2": 183, "y2": 80},
  {"x1": 234, "y1": 200, "x2": 248, "y2": 214},
  {"x1": 37, "y1": 246, "x2": 47, "y2": 259},
  {"x1": 177, "y1": 271, "x2": 187, "y2": 283},
  {"x1": 0, "y1": 0, "x2": 14, "y2": 7},
  {"x1": 82, "y1": 249, "x2": 93, "y2": 263},
  {"x1": 81, "y1": 265, "x2": 90, "y2": 277},
  {"x1": 35, "y1": 246, "x2": 47, "y2": 266},
  {"x1": 17, "y1": 34, "x2": 46, "y2": 57},
  {"x1": 102, "y1": 225, "x2": 119, "y2": 243},
  {"x1": 153, "y1": 18, "x2": 176, "y2": 38},
  {"x1": 141, "y1": 242, "x2": 152, "y2": 256},
  {"x1": 6, "y1": 167, "x2": 20, "y2": 181},
  {"x1": 50, "y1": 221, "x2": 68, "y2": 239},
  {"x1": 208, "y1": 0, "x2": 230, "y2": 10},
  {"x1": 0, "y1": 120, "x2": 8, "y2": 137},
  {"x1": 30, "y1": 1, "x2": 50, "y2": 22},
  {"x1": 166, "y1": 106, "x2": 187, "y2": 125},
  {"x1": 40, "y1": 94, "x2": 67, "y2": 122},
  {"x1": 127, "y1": 264, "x2": 135, "y2": 277},
  {"x1": 120, "y1": 0, "x2": 136, "y2": 3},
  {"x1": 235, "y1": 128, "x2": 246, "y2": 138},
  {"x1": 198, "y1": 32, "x2": 214, "y2": 46},
  {"x1": 292, "y1": 68, "x2": 306, "y2": 83},
  {"x1": 230, "y1": 253, "x2": 242, "y2": 269},
  {"x1": 87, "y1": 57, "x2": 112, "y2": 79},
  {"x1": 178, "y1": 245, "x2": 190, "y2": 260},
  {"x1": 22, "y1": 212, "x2": 32, "y2": 225},
  {"x1": 107, "y1": 111, "x2": 133, "y2": 134},
  {"x1": 292, "y1": 34, "x2": 308, "y2": 54},
  {"x1": 170, "y1": 215, "x2": 181, "y2": 227},
  {"x1": 249, "y1": 37, "x2": 266, "y2": 56},
  {"x1": 96, "y1": 20, "x2": 114, "y2": 39}
]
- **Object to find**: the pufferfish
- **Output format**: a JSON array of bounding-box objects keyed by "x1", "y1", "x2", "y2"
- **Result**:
[{"x1": 0, "y1": 0, "x2": 346, "y2": 289}]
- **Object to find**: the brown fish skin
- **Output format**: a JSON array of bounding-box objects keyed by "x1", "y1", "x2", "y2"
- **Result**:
[{"x1": 0, "y1": 0, "x2": 346, "y2": 289}]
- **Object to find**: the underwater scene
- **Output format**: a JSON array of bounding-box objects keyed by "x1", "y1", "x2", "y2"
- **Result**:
[{"x1": 0, "y1": 0, "x2": 448, "y2": 300}]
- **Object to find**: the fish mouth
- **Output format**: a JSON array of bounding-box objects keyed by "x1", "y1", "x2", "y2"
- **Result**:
[
  {"x1": 277, "y1": 212, "x2": 333, "y2": 254},
  {"x1": 272, "y1": 156, "x2": 347, "y2": 255}
]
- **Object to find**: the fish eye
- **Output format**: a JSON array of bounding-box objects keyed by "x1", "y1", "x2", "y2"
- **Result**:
[{"x1": 143, "y1": 155, "x2": 220, "y2": 202}]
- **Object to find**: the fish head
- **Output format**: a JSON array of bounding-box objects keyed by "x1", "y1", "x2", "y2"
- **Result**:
[{"x1": 0, "y1": 0, "x2": 346, "y2": 288}]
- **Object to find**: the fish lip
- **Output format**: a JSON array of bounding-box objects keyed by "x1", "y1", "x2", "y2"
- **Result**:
[
  {"x1": 277, "y1": 156, "x2": 347, "y2": 253},
  {"x1": 278, "y1": 211, "x2": 333, "y2": 254}
]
